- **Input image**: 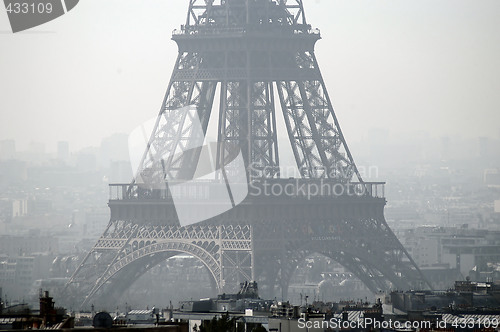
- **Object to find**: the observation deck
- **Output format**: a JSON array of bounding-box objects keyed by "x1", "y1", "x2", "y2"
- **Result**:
[{"x1": 109, "y1": 180, "x2": 385, "y2": 202}]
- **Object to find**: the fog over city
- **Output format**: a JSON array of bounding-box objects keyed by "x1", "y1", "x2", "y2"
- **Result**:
[{"x1": 1, "y1": 0, "x2": 500, "y2": 325}]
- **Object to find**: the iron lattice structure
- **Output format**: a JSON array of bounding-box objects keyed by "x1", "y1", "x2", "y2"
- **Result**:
[{"x1": 65, "y1": 0, "x2": 431, "y2": 308}]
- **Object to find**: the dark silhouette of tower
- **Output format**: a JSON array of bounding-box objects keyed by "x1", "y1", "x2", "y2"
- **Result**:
[{"x1": 65, "y1": 0, "x2": 430, "y2": 308}]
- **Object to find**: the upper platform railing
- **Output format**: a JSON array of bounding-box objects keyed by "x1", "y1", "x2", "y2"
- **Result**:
[
  {"x1": 172, "y1": 24, "x2": 320, "y2": 37},
  {"x1": 109, "y1": 180, "x2": 385, "y2": 202}
]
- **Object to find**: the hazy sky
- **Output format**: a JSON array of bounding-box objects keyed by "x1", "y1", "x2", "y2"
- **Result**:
[{"x1": 1, "y1": 0, "x2": 499, "y2": 152}]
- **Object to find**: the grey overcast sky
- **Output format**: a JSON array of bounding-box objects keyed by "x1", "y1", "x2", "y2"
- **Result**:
[{"x1": 1, "y1": 0, "x2": 499, "y2": 152}]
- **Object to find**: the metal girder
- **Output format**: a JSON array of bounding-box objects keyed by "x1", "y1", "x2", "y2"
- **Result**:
[
  {"x1": 250, "y1": 82, "x2": 280, "y2": 178},
  {"x1": 248, "y1": 203, "x2": 431, "y2": 299},
  {"x1": 81, "y1": 241, "x2": 221, "y2": 307},
  {"x1": 96, "y1": 253, "x2": 177, "y2": 307},
  {"x1": 65, "y1": 223, "x2": 253, "y2": 308},
  {"x1": 185, "y1": 0, "x2": 307, "y2": 29},
  {"x1": 217, "y1": 80, "x2": 280, "y2": 179},
  {"x1": 135, "y1": 51, "x2": 217, "y2": 185},
  {"x1": 277, "y1": 80, "x2": 323, "y2": 177},
  {"x1": 276, "y1": 50, "x2": 361, "y2": 181}
]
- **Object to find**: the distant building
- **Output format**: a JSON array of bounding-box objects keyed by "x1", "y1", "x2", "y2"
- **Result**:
[
  {"x1": 402, "y1": 226, "x2": 500, "y2": 287},
  {"x1": 27, "y1": 198, "x2": 53, "y2": 215},
  {"x1": 75, "y1": 151, "x2": 97, "y2": 172},
  {"x1": 126, "y1": 309, "x2": 156, "y2": 324},
  {"x1": 0, "y1": 198, "x2": 28, "y2": 223},
  {"x1": 479, "y1": 136, "x2": 490, "y2": 159},
  {"x1": 0, "y1": 290, "x2": 72, "y2": 329},
  {"x1": 28, "y1": 141, "x2": 46, "y2": 162},
  {"x1": 57, "y1": 141, "x2": 70, "y2": 164},
  {"x1": 109, "y1": 160, "x2": 133, "y2": 183},
  {"x1": 83, "y1": 209, "x2": 109, "y2": 238},
  {"x1": 440, "y1": 136, "x2": 450, "y2": 161},
  {"x1": 0, "y1": 160, "x2": 27, "y2": 185},
  {"x1": 484, "y1": 169, "x2": 500, "y2": 188},
  {"x1": 174, "y1": 282, "x2": 270, "y2": 332},
  {"x1": 0, "y1": 235, "x2": 58, "y2": 256},
  {"x1": 0, "y1": 140, "x2": 16, "y2": 160},
  {"x1": 12, "y1": 199, "x2": 28, "y2": 218},
  {"x1": 0, "y1": 256, "x2": 34, "y2": 300},
  {"x1": 99, "y1": 133, "x2": 129, "y2": 170},
  {"x1": 390, "y1": 279, "x2": 500, "y2": 312}
]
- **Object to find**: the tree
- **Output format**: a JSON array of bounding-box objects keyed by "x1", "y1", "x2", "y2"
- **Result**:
[{"x1": 196, "y1": 313, "x2": 237, "y2": 332}]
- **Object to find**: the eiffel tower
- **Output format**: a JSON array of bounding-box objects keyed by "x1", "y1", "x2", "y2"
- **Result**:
[{"x1": 65, "y1": 0, "x2": 431, "y2": 308}]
